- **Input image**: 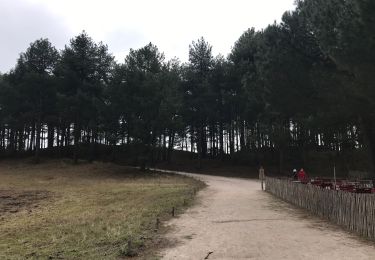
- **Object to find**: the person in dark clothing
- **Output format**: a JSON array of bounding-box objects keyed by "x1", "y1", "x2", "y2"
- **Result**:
[{"x1": 292, "y1": 169, "x2": 297, "y2": 180}]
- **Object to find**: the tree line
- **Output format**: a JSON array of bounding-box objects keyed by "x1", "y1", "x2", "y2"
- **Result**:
[{"x1": 0, "y1": 0, "x2": 374, "y2": 174}]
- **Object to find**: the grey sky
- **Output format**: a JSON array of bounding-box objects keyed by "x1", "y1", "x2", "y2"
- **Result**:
[{"x1": 0, "y1": 0, "x2": 296, "y2": 73}]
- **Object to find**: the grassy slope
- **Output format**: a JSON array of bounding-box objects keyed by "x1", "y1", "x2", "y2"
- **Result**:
[{"x1": 0, "y1": 159, "x2": 204, "y2": 259}]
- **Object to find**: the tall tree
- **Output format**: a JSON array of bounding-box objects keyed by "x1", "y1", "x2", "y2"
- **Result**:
[
  {"x1": 184, "y1": 37, "x2": 213, "y2": 164},
  {"x1": 298, "y1": 0, "x2": 375, "y2": 172},
  {"x1": 12, "y1": 39, "x2": 59, "y2": 161},
  {"x1": 57, "y1": 32, "x2": 114, "y2": 163}
]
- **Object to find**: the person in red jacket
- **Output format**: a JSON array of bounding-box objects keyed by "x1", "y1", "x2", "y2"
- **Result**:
[{"x1": 297, "y1": 168, "x2": 307, "y2": 181}]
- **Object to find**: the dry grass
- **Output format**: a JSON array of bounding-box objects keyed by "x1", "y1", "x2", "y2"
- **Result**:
[{"x1": 0, "y1": 159, "x2": 204, "y2": 259}]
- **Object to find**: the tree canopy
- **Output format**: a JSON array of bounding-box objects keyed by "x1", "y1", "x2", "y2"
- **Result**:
[{"x1": 0, "y1": 0, "x2": 373, "y2": 175}]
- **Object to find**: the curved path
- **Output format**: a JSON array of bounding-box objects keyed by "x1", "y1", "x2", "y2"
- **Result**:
[{"x1": 160, "y1": 172, "x2": 375, "y2": 259}]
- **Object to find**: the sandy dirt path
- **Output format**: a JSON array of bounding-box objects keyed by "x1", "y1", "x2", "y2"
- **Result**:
[{"x1": 160, "y1": 173, "x2": 375, "y2": 260}]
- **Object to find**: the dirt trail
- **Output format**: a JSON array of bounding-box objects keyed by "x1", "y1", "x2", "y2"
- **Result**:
[{"x1": 160, "y1": 173, "x2": 375, "y2": 259}]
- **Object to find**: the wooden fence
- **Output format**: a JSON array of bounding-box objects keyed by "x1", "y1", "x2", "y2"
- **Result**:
[{"x1": 265, "y1": 177, "x2": 375, "y2": 240}]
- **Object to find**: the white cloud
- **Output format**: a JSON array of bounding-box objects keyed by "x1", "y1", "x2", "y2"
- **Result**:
[
  {"x1": 0, "y1": 0, "x2": 296, "y2": 72},
  {"x1": 0, "y1": 0, "x2": 72, "y2": 72}
]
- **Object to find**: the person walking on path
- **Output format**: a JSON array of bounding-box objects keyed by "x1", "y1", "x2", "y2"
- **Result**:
[
  {"x1": 259, "y1": 166, "x2": 265, "y2": 190},
  {"x1": 292, "y1": 169, "x2": 297, "y2": 180},
  {"x1": 297, "y1": 168, "x2": 307, "y2": 182}
]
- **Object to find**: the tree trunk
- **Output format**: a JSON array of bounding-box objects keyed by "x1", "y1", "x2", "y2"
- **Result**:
[
  {"x1": 201, "y1": 125, "x2": 207, "y2": 159},
  {"x1": 162, "y1": 133, "x2": 167, "y2": 161},
  {"x1": 48, "y1": 124, "x2": 54, "y2": 149},
  {"x1": 219, "y1": 121, "x2": 224, "y2": 160},
  {"x1": 240, "y1": 120, "x2": 245, "y2": 151},
  {"x1": 229, "y1": 121, "x2": 235, "y2": 155},
  {"x1": 74, "y1": 122, "x2": 80, "y2": 164},
  {"x1": 167, "y1": 130, "x2": 175, "y2": 163},
  {"x1": 89, "y1": 127, "x2": 97, "y2": 163},
  {"x1": 359, "y1": 117, "x2": 375, "y2": 175},
  {"x1": 35, "y1": 117, "x2": 41, "y2": 163},
  {"x1": 29, "y1": 124, "x2": 35, "y2": 152},
  {"x1": 190, "y1": 127, "x2": 195, "y2": 154}
]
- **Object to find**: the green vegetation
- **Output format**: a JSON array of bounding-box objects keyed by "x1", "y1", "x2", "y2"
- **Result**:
[
  {"x1": 0, "y1": 0, "x2": 374, "y2": 175},
  {"x1": 0, "y1": 160, "x2": 204, "y2": 259}
]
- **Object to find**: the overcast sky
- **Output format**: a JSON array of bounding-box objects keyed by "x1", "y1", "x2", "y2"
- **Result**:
[{"x1": 0, "y1": 0, "x2": 296, "y2": 73}]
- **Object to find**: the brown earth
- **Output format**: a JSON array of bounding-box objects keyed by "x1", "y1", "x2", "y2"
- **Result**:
[
  {"x1": 0, "y1": 190, "x2": 51, "y2": 217},
  {"x1": 159, "y1": 172, "x2": 375, "y2": 260}
]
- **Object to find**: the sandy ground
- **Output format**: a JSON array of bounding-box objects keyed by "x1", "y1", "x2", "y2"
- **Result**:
[{"x1": 160, "y1": 172, "x2": 375, "y2": 260}]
